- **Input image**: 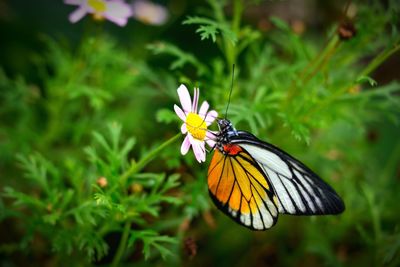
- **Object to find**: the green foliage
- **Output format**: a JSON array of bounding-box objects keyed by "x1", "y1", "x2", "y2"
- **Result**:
[
  {"x1": 128, "y1": 230, "x2": 178, "y2": 260},
  {"x1": 183, "y1": 16, "x2": 238, "y2": 44},
  {"x1": 2, "y1": 121, "x2": 182, "y2": 264},
  {"x1": 1, "y1": 0, "x2": 400, "y2": 266},
  {"x1": 147, "y1": 42, "x2": 208, "y2": 75}
]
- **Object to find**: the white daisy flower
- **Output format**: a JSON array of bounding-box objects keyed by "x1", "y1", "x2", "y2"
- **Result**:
[
  {"x1": 64, "y1": 0, "x2": 132, "y2": 27},
  {"x1": 174, "y1": 84, "x2": 218, "y2": 163}
]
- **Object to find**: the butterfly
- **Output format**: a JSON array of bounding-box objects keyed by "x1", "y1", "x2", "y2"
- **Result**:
[{"x1": 207, "y1": 118, "x2": 345, "y2": 230}]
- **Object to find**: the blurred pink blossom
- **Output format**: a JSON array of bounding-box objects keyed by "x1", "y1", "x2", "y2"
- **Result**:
[
  {"x1": 64, "y1": 0, "x2": 132, "y2": 27},
  {"x1": 131, "y1": 0, "x2": 168, "y2": 25}
]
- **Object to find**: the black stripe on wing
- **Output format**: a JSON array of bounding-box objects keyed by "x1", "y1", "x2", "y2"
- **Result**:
[
  {"x1": 231, "y1": 131, "x2": 345, "y2": 215},
  {"x1": 207, "y1": 149, "x2": 279, "y2": 230}
]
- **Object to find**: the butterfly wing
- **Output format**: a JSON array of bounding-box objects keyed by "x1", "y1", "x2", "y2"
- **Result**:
[
  {"x1": 231, "y1": 131, "x2": 345, "y2": 215},
  {"x1": 207, "y1": 145, "x2": 279, "y2": 230}
]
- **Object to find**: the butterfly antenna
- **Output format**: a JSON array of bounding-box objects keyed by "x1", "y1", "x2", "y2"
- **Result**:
[{"x1": 225, "y1": 64, "x2": 235, "y2": 119}]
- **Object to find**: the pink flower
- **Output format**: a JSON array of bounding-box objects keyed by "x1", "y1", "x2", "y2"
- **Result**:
[
  {"x1": 131, "y1": 0, "x2": 168, "y2": 26},
  {"x1": 64, "y1": 0, "x2": 132, "y2": 27},
  {"x1": 174, "y1": 84, "x2": 218, "y2": 163}
]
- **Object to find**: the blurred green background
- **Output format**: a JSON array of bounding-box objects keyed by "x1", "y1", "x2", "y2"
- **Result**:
[{"x1": 0, "y1": 0, "x2": 399, "y2": 266}]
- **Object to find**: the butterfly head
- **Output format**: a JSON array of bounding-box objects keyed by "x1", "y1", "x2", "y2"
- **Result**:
[
  {"x1": 217, "y1": 118, "x2": 232, "y2": 131},
  {"x1": 216, "y1": 118, "x2": 238, "y2": 145}
]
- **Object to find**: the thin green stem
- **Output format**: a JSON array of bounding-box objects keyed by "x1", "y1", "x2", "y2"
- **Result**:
[
  {"x1": 285, "y1": 35, "x2": 340, "y2": 105},
  {"x1": 362, "y1": 183, "x2": 381, "y2": 263},
  {"x1": 302, "y1": 36, "x2": 339, "y2": 84},
  {"x1": 208, "y1": 0, "x2": 225, "y2": 23},
  {"x1": 379, "y1": 139, "x2": 400, "y2": 184},
  {"x1": 303, "y1": 34, "x2": 338, "y2": 80},
  {"x1": 232, "y1": 0, "x2": 243, "y2": 35},
  {"x1": 119, "y1": 133, "x2": 181, "y2": 187},
  {"x1": 207, "y1": 0, "x2": 243, "y2": 69},
  {"x1": 208, "y1": 1, "x2": 226, "y2": 59},
  {"x1": 111, "y1": 221, "x2": 131, "y2": 267},
  {"x1": 301, "y1": 42, "x2": 400, "y2": 122},
  {"x1": 225, "y1": 0, "x2": 243, "y2": 68},
  {"x1": 360, "y1": 42, "x2": 400, "y2": 77}
]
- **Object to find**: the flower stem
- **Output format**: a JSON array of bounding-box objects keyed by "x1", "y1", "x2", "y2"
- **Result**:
[
  {"x1": 225, "y1": 0, "x2": 243, "y2": 68},
  {"x1": 111, "y1": 221, "x2": 131, "y2": 267},
  {"x1": 360, "y1": 42, "x2": 400, "y2": 77},
  {"x1": 285, "y1": 35, "x2": 340, "y2": 105},
  {"x1": 302, "y1": 36, "x2": 339, "y2": 84},
  {"x1": 119, "y1": 133, "x2": 181, "y2": 187},
  {"x1": 300, "y1": 42, "x2": 400, "y2": 122}
]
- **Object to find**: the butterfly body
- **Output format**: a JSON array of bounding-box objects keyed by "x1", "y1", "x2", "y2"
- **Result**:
[{"x1": 208, "y1": 119, "x2": 345, "y2": 230}]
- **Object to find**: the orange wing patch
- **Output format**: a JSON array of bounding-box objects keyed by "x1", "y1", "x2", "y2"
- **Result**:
[
  {"x1": 228, "y1": 182, "x2": 241, "y2": 211},
  {"x1": 207, "y1": 145, "x2": 279, "y2": 230},
  {"x1": 208, "y1": 150, "x2": 224, "y2": 193},
  {"x1": 215, "y1": 161, "x2": 234, "y2": 204}
]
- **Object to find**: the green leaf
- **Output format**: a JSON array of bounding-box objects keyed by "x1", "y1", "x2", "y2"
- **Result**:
[
  {"x1": 270, "y1": 16, "x2": 291, "y2": 32},
  {"x1": 94, "y1": 192, "x2": 112, "y2": 208},
  {"x1": 156, "y1": 109, "x2": 179, "y2": 124},
  {"x1": 160, "y1": 174, "x2": 181, "y2": 194},
  {"x1": 92, "y1": 131, "x2": 111, "y2": 153},
  {"x1": 196, "y1": 25, "x2": 218, "y2": 42},
  {"x1": 3, "y1": 186, "x2": 47, "y2": 209},
  {"x1": 183, "y1": 16, "x2": 237, "y2": 44},
  {"x1": 43, "y1": 212, "x2": 61, "y2": 225},
  {"x1": 107, "y1": 122, "x2": 122, "y2": 152},
  {"x1": 357, "y1": 75, "x2": 378, "y2": 86},
  {"x1": 128, "y1": 230, "x2": 178, "y2": 260},
  {"x1": 78, "y1": 231, "x2": 109, "y2": 261},
  {"x1": 52, "y1": 229, "x2": 75, "y2": 255},
  {"x1": 383, "y1": 234, "x2": 400, "y2": 265},
  {"x1": 15, "y1": 153, "x2": 59, "y2": 194},
  {"x1": 120, "y1": 137, "x2": 136, "y2": 159},
  {"x1": 147, "y1": 42, "x2": 208, "y2": 75}
]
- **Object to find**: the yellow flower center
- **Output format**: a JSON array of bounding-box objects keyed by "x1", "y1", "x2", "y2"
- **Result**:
[
  {"x1": 88, "y1": 0, "x2": 107, "y2": 13},
  {"x1": 186, "y1": 113, "x2": 207, "y2": 140}
]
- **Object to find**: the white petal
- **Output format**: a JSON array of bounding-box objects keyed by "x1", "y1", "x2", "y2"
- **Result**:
[
  {"x1": 177, "y1": 84, "x2": 191, "y2": 114},
  {"x1": 205, "y1": 131, "x2": 217, "y2": 148},
  {"x1": 174, "y1": 104, "x2": 186, "y2": 121},
  {"x1": 104, "y1": 15, "x2": 129, "y2": 26},
  {"x1": 181, "y1": 135, "x2": 191, "y2": 155},
  {"x1": 104, "y1": 1, "x2": 132, "y2": 26},
  {"x1": 199, "y1": 142, "x2": 206, "y2": 162},
  {"x1": 192, "y1": 88, "x2": 199, "y2": 113},
  {"x1": 206, "y1": 131, "x2": 217, "y2": 139},
  {"x1": 198, "y1": 101, "x2": 209, "y2": 117},
  {"x1": 192, "y1": 144, "x2": 202, "y2": 162},
  {"x1": 205, "y1": 110, "x2": 218, "y2": 125},
  {"x1": 181, "y1": 123, "x2": 187, "y2": 134},
  {"x1": 206, "y1": 139, "x2": 216, "y2": 148},
  {"x1": 69, "y1": 6, "x2": 88, "y2": 23},
  {"x1": 191, "y1": 138, "x2": 206, "y2": 163},
  {"x1": 64, "y1": 0, "x2": 83, "y2": 5}
]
